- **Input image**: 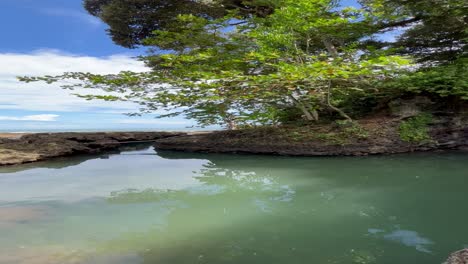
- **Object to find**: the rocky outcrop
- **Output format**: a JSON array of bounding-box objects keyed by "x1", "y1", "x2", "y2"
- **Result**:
[
  {"x1": 444, "y1": 249, "x2": 468, "y2": 264},
  {"x1": 0, "y1": 132, "x2": 186, "y2": 166},
  {"x1": 154, "y1": 115, "x2": 468, "y2": 156},
  {"x1": 1, "y1": 107, "x2": 466, "y2": 164}
]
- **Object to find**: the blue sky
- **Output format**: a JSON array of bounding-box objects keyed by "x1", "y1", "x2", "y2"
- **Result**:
[
  {"x1": 0, "y1": 0, "x2": 197, "y2": 131},
  {"x1": 0, "y1": 0, "x2": 134, "y2": 56}
]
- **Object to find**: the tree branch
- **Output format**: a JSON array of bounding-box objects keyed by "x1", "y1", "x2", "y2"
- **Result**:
[
  {"x1": 322, "y1": 39, "x2": 339, "y2": 59},
  {"x1": 326, "y1": 80, "x2": 352, "y2": 121},
  {"x1": 289, "y1": 94, "x2": 317, "y2": 121},
  {"x1": 376, "y1": 16, "x2": 422, "y2": 30}
]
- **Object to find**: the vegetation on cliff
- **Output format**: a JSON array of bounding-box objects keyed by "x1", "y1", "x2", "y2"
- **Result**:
[{"x1": 19, "y1": 0, "x2": 467, "y2": 131}]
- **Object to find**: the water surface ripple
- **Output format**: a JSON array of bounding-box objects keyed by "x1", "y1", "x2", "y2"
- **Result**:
[{"x1": 0, "y1": 147, "x2": 466, "y2": 264}]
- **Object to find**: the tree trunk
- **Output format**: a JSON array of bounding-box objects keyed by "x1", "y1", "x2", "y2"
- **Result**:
[
  {"x1": 224, "y1": 114, "x2": 238, "y2": 130},
  {"x1": 289, "y1": 95, "x2": 318, "y2": 121},
  {"x1": 326, "y1": 80, "x2": 352, "y2": 121},
  {"x1": 322, "y1": 39, "x2": 339, "y2": 58},
  {"x1": 299, "y1": 105, "x2": 316, "y2": 121},
  {"x1": 309, "y1": 108, "x2": 319, "y2": 121},
  {"x1": 321, "y1": 39, "x2": 352, "y2": 121}
]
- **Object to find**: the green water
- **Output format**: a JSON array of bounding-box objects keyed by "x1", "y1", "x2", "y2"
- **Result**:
[{"x1": 0, "y1": 146, "x2": 466, "y2": 264}]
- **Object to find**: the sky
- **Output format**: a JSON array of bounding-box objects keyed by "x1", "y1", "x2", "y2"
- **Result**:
[
  {"x1": 0, "y1": 0, "x2": 198, "y2": 131},
  {"x1": 0, "y1": 0, "x2": 397, "y2": 132}
]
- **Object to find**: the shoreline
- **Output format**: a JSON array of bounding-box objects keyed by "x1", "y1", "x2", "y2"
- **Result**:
[{"x1": 0, "y1": 114, "x2": 467, "y2": 166}]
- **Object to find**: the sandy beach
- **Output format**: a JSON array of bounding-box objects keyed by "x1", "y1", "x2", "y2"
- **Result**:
[{"x1": 0, "y1": 133, "x2": 27, "y2": 139}]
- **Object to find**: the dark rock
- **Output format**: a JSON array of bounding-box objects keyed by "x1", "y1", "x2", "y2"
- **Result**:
[
  {"x1": 0, "y1": 132, "x2": 186, "y2": 166},
  {"x1": 154, "y1": 116, "x2": 468, "y2": 156},
  {"x1": 388, "y1": 96, "x2": 434, "y2": 119}
]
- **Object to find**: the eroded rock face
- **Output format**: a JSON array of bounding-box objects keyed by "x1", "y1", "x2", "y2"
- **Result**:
[
  {"x1": 444, "y1": 249, "x2": 468, "y2": 264},
  {"x1": 389, "y1": 96, "x2": 434, "y2": 119},
  {"x1": 0, "y1": 149, "x2": 41, "y2": 165},
  {"x1": 154, "y1": 116, "x2": 468, "y2": 156},
  {"x1": 0, "y1": 132, "x2": 186, "y2": 166}
]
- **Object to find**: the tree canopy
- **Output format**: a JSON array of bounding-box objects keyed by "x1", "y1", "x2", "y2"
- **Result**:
[
  {"x1": 360, "y1": 0, "x2": 467, "y2": 64},
  {"x1": 83, "y1": 0, "x2": 275, "y2": 48},
  {"x1": 85, "y1": 0, "x2": 467, "y2": 64},
  {"x1": 19, "y1": 0, "x2": 467, "y2": 129}
]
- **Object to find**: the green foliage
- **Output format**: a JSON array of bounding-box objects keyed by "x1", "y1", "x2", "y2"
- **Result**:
[
  {"x1": 85, "y1": 0, "x2": 467, "y2": 64},
  {"x1": 360, "y1": 0, "x2": 467, "y2": 64},
  {"x1": 83, "y1": 0, "x2": 227, "y2": 48},
  {"x1": 398, "y1": 113, "x2": 433, "y2": 143},
  {"x1": 381, "y1": 58, "x2": 468, "y2": 99},
  {"x1": 18, "y1": 0, "x2": 466, "y2": 130},
  {"x1": 83, "y1": 0, "x2": 275, "y2": 48}
]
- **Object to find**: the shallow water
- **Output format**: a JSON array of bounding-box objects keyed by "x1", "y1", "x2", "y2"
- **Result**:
[{"x1": 0, "y1": 146, "x2": 466, "y2": 264}]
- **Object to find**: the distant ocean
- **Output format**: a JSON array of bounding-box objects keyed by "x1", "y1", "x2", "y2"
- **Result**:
[{"x1": 0, "y1": 127, "x2": 216, "y2": 133}]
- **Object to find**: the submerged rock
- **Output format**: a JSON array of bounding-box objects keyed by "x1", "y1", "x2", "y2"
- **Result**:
[
  {"x1": 444, "y1": 249, "x2": 468, "y2": 264},
  {"x1": 0, "y1": 206, "x2": 48, "y2": 224},
  {"x1": 0, "y1": 246, "x2": 85, "y2": 264}
]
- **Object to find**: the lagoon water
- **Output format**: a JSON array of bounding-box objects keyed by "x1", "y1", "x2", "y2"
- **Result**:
[{"x1": 0, "y1": 146, "x2": 466, "y2": 264}]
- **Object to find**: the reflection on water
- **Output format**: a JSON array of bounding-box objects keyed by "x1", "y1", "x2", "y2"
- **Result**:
[
  {"x1": 0, "y1": 143, "x2": 153, "y2": 174},
  {"x1": 0, "y1": 148, "x2": 467, "y2": 264},
  {"x1": 383, "y1": 230, "x2": 434, "y2": 253},
  {"x1": 367, "y1": 228, "x2": 434, "y2": 253}
]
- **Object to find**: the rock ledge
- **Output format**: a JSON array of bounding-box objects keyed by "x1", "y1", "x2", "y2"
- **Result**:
[{"x1": 0, "y1": 132, "x2": 186, "y2": 166}]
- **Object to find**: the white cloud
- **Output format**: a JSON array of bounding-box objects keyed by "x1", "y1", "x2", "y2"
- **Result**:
[
  {"x1": 0, "y1": 49, "x2": 147, "y2": 76},
  {"x1": 0, "y1": 50, "x2": 149, "y2": 113},
  {"x1": 0, "y1": 114, "x2": 59, "y2": 122},
  {"x1": 39, "y1": 8, "x2": 102, "y2": 27}
]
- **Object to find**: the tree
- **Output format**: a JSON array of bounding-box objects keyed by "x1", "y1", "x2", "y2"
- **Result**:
[{"x1": 21, "y1": 0, "x2": 413, "y2": 128}]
